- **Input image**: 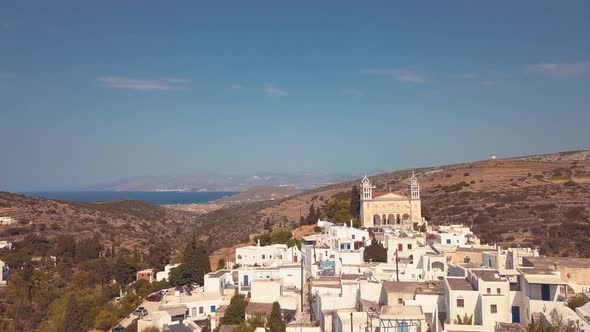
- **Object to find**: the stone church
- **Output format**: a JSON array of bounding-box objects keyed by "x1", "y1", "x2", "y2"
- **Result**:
[{"x1": 360, "y1": 172, "x2": 423, "y2": 229}]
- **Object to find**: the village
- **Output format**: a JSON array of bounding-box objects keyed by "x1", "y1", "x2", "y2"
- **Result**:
[{"x1": 33, "y1": 174, "x2": 586, "y2": 332}]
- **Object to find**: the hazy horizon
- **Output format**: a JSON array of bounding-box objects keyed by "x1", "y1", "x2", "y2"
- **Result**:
[{"x1": 2, "y1": 1, "x2": 590, "y2": 191}]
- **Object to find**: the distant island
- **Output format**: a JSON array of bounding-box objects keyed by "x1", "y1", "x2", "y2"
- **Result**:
[{"x1": 86, "y1": 171, "x2": 359, "y2": 192}]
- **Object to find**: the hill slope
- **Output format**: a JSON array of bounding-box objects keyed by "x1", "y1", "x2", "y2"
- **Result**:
[
  {"x1": 0, "y1": 192, "x2": 199, "y2": 251},
  {"x1": 192, "y1": 151, "x2": 590, "y2": 257}
]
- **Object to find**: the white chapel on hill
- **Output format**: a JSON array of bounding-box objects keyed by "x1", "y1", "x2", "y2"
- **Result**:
[{"x1": 359, "y1": 171, "x2": 424, "y2": 228}]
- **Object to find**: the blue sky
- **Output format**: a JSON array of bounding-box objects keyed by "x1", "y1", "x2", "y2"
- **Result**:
[{"x1": 1, "y1": 1, "x2": 589, "y2": 191}]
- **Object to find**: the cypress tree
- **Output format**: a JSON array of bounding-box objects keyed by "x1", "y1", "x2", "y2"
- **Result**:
[
  {"x1": 267, "y1": 302, "x2": 286, "y2": 332},
  {"x1": 64, "y1": 294, "x2": 84, "y2": 332},
  {"x1": 363, "y1": 239, "x2": 387, "y2": 263},
  {"x1": 182, "y1": 239, "x2": 211, "y2": 286},
  {"x1": 306, "y1": 203, "x2": 316, "y2": 225},
  {"x1": 350, "y1": 185, "x2": 361, "y2": 219},
  {"x1": 220, "y1": 294, "x2": 247, "y2": 325}
]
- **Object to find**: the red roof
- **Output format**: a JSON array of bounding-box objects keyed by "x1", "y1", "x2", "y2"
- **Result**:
[{"x1": 372, "y1": 191, "x2": 387, "y2": 199}]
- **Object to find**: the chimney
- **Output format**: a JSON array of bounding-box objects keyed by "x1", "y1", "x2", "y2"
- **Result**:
[
  {"x1": 257, "y1": 239, "x2": 260, "y2": 247},
  {"x1": 350, "y1": 219, "x2": 353, "y2": 228}
]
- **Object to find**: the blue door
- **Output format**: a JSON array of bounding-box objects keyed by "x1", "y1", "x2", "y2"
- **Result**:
[
  {"x1": 243, "y1": 275, "x2": 249, "y2": 286},
  {"x1": 541, "y1": 284, "x2": 550, "y2": 301},
  {"x1": 511, "y1": 306, "x2": 520, "y2": 323},
  {"x1": 396, "y1": 321, "x2": 409, "y2": 332},
  {"x1": 210, "y1": 305, "x2": 216, "y2": 313}
]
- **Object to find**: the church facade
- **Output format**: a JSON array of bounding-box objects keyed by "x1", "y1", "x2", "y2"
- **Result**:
[{"x1": 359, "y1": 172, "x2": 423, "y2": 229}]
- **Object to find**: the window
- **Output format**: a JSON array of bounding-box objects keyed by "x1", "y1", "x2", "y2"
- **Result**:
[
  {"x1": 199, "y1": 306, "x2": 204, "y2": 314},
  {"x1": 269, "y1": 255, "x2": 272, "y2": 259},
  {"x1": 457, "y1": 299, "x2": 464, "y2": 308},
  {"x1": 491, "y1": 305, "x2": 497, "y2": 313},
  {"x1": 398, "y1": 298, "x2": 403, "y2": 304},
  {"x1": 446, "y1": 239, "x2": 451, "y2": 244},
  {"x1": 192, "y1": 307, "x2": 197, "y2": 316},
  {"x1": 211, "y1": 305, "x2": 216, "y2": 313},
  {"x1": 237, "y1": 255, "x2": 242, "y2": 259},
  {"x1": 497, "y1": 288, "x2": 501, "y2": 294},
  {"x1": 262, "y1": 254, "x2": 265, "y2": 259},
  {"x1": 407, "y1": 244, "x2": 412, "y2": 250},
  {"x1": 487, "y1": 288, "x2": 491, "y2": 294},
  {"x1": 352, "y1": 235, "x2": 355, "y2": 239}
]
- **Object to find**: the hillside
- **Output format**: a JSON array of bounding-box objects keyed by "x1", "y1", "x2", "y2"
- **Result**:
[
  {"x1": 0, "y1": 192, "x2": 199, "y2": 252},
  {"x1": 191, "y1": 150, "x2": 590, "y2": 257}
]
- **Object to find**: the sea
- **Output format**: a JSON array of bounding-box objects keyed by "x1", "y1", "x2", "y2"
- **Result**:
[{"x1": 22, "y1": 191, "x2": 238, "y2": 205}]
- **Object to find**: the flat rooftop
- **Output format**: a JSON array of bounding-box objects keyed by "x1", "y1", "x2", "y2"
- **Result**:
[
  {"x1": 207, "y1": 269, "x2": 230, "y2": 278},
  {"x1": 525, "y1": 257, "x2": 590, "y2": 269},
  {"x1": 162, "y1": 290, "x2": 223, "y2": 305},
  {"x1": 470, "y1": 269, "x2": 506, "y2": 282},
  {"x1": 383, "y1": 281, "x2": 444, "y2": 295},
  {"x1": 380, "y1": 305, "x2": 423, "y2": 320},
  {"x1": 446, "y1": 278, "x2": 475, "y2": 291}
]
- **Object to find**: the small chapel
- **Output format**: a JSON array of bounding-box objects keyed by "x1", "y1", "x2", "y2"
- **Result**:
[{"x1": 359, "y1": 171, "x2": 424, "y2": 229}]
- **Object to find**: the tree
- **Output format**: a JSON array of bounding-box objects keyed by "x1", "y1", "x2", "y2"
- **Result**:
[
  {"x1": 267, "y1": 302, "x2": 286, "y2": 332},
  {"x1": 113, "y1": 257, "x2": 137, "y2": 286},
  {"x1": 567, "y1": 296, "x2": 587, "y2": 310},
  {"x1": 306, "y1": 203, "x2": 317, "y2": 225},
  {"x1": 363, "y1": 239, "x2": 387, "y2": 263},
  {"x1": 75, "y1": 233, "x2": 103, "y2": 262},
  {"x1": 94, "y1": 308, "x2": 118, "y2": 331},
  {"x1": 168, "y1": 265, "x2": 193, "y2": 287},
  {"x1": 64, "y1": 294, "x2": 84, "y2": 332},
  {"x1": 54, "y1": 234, "x2": 76, "y2": 261},
  {"x1": 350, "y1": 185, "x2": 361, "y2": 218},
  {"x1": 455, "y1": 313, "x2": 473, "y2": 325},
  {"x1": 147, "y1": 240, "x2": 171, "y2": 271},
  {"x1": 333, "y1": 209, "x2": 353, "y2": 224},
  {"x1": 221, "y1": 294, "x2": 247, "y2": 325},
  {"x1": 217, "y1": 258, "x2": 226, "y2": 270},
  {"x1": 181, "y1": 238, "x2": 211, "y2": 286},
  {"x1": 263, "y1": 218, "x2": 271, "y2": 231}
]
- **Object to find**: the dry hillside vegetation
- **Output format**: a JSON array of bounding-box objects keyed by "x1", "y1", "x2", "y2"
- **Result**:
[
  {"x1": 0, "y1": 193, "x2": 198, "y2": 251},
  {"x1": 191, "y1": 151, "x2": 590, "y2": 257}
]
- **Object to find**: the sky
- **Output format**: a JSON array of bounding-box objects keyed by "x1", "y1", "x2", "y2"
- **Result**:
[{"x1": 1, "y1": 1, "x2": 589, "y2": 191}]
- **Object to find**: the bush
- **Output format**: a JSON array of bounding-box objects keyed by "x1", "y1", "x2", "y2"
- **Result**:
[
  {"x1": 564, "y1": 180, "x2": 576, "y2": 187},
  {"x1": 567, "y1": 296, "x2": 586, "y2": 310},
  {"x1": 464, "y1": 173, "x2": 470, "y2": 177}
]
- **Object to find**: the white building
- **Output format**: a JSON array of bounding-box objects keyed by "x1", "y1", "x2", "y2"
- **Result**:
[
  {"x1": 435, "y1": 224, "x2": 480, "y2": 247},
  {"x1": 482, "y1": 246, "x2": 540, "y2": 272},
  {"x1": 0, "y1": 259, "x2": 8, "y2": 286},
  {"x1": 0, "y1": 217, "x2": 16, "y2": 225},
  {"x1": 156, "y1": 263, "x2": 180, "y2": 282},
  {"x1": 236, "y1": 242, "x2": 301, "y2": 267},
  {"x1": 0, "y1": 241, "x2": 13, "y2": 250}
]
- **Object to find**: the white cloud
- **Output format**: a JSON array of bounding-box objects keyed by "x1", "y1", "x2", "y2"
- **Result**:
[
  {"x1": 263, "y1": 83, "x2": 288, "y2": 96},
  {"x1": 529, "y1": 61, "x2": 590, "y2": 78},
  {"x1": 96, "y1": 77, "x2": 190, "y2": 91},
  {"x1": 361, "y1": 68, "x2": 426, "y2": 83},
  {"x1": 164, "y1": 77, "x2": 191, "y2": 84},
  {"x1": 341, "y1": 88, "x2": 365, "y2": 97}
]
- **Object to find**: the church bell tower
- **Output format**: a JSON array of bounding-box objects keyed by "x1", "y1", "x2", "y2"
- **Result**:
[
  {"x1": 409, "y1": 171, "x2": 420, "y2": 200},
  {"x1": 361, "y1": 174, "x2": 372, "y2": 201}
]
